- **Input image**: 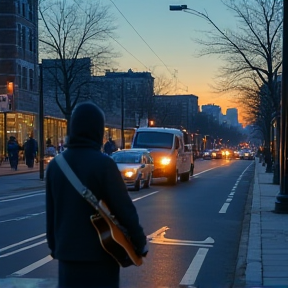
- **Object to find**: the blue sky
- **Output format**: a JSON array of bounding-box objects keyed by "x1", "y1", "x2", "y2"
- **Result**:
[{"x1": 108, "y1": 0, "x2": 240, "y2": 119}]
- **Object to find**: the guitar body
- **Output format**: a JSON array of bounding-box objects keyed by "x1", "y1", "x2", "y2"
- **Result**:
[{"x1": 90, "y1": 200, "x2": 143, "y2": 267}]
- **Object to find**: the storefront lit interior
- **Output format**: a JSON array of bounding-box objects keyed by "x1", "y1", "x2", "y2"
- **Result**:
[
  {"x1": 1, "y1": 111, "x2": 136, "y2": 158},
  {"x1": 0, "y1": 112, "x2": 67, "y2": 157}
]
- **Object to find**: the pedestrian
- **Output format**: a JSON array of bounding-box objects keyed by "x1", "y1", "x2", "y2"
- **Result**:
[
  {"x1": 24, "y1": 134, "x2": 37, "y2": 168},
  {"x1": 46, "y1": 102, "x2": 148, "y2": 288},
  {"x1": 103, "y1": 137, "x2": 116, "y2": 155},
  {"x1": 7, "y1": 136, "x2": 20, "y2": 170},
  {"x1": 57, "y1": 139, "x2": 65, "y2": 154},
  {"x1": 45, "y1": 138, "x2": 57, "y2": 156}
]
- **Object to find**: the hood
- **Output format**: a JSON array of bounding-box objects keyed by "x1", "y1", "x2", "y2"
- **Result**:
[{"x1": 66, "y1": 102, "x2": 105, "y2": 150}]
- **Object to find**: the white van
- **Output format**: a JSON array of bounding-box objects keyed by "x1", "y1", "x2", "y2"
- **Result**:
[{"x1": 131, "y1": 127, "x2": 194, "y2": 185}]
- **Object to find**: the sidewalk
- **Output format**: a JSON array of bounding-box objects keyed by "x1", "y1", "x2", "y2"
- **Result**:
[
  {"x1": 0, "y1": 161, "x2": 46, "y2": 193},
  {"x1": 243, "y1": 160, "x2": 288, "y2": 287}
]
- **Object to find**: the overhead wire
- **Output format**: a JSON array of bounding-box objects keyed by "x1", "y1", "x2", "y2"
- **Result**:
[{"x1": 109, "y1": 0, "x2": 177, "y2": 78}]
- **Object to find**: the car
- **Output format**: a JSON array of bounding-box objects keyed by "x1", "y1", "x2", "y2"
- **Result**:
[
  {"x1": 221, "y1": 148, "x2": 235, "y2": 159},
  {"x1": 240, "y1": 149, "x2": 255, "y2": 160},
  {"x1": 111, "y1": 149, "x2": 154, "y2": 191},
  {"x1": 203, "y1": 149, "x2": 212, "y2": 160},
  {"x1": 211, "y1": 149, "x2": 222, "y2": 159}
]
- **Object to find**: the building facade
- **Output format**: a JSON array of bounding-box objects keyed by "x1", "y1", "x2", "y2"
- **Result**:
[
  {"x1": 201, "y1": 104, "x2": 221, "y2": 124},
  {"x1": 150, "y1": 94, "x2": 198, "y2": 133},
  {"x1": 0, "y1": 0, "x2": 42, "y2": 155},
  {"x1": 226, "y1": 108, "x2": 239, "y2": 127}
]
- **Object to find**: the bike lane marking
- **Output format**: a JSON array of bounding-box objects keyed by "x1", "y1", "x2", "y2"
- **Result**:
[
  {"x1": 147, "y1": 226, "x2": 214, "y2": 287},
  {"x1": 219, "y1": 162, "x2": 254, "y2": 213}
]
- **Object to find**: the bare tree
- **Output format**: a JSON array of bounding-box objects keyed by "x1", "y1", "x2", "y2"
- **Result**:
[
  {"x1": 39, "y1": 0, "x2": 117, "y2": 133},
  {"x1": 182, "y1": 0, "x2": 282, "y2": 144},
  {"x1": 153, "y1": 74, "x2": 174, "y2": 95}
]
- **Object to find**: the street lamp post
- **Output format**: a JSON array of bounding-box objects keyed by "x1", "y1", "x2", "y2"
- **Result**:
[
  {"x1": 39, "y1": 63, "x2": 44, "y2": 181},
  {"x1": 275, "y1": 0, "x2": 288, "y2": 213}
]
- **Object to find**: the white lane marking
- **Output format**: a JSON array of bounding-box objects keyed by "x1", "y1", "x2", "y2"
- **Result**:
[
  {"x1": 179, "y1": 248, "x2": 209, "y2": 286},
  {"x1": 132, "y1": 191, "x2": 159, "y2": 202},
  {"x1": 193, "y1": 167, "x2": 219, "y2": 176},
  {"x1": 219, "y1": 203, "x2": 230, "y2": 213},
  {"x1": 219, "y1": 162, "x2": 254, "y2": 214},
  {"x1": 0, "y1": 233, "x2": 46, "y2": 253},
  {"x1": 0, "y1": 240, "x2": 47, "y2": 258},
  {"x1": 10, "y1": 255, "x2": 53, "y2": 277},
  {"x1": 0, "y1": 192, "x2": 45, "y2": 203},
  {"x1": 0, "y1": 212, "x2": 46, "y2": 223}
]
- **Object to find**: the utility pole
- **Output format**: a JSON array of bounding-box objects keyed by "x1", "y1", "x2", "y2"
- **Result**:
[
  {"x1": 39, "y1": 63, "x2": 44, "y2": 181},
  {"x1": 275, "y1": 0, "x2": 288, "y2": 213},
  {"x1": 121, "y1": 78, "x2": 125, "y2": 149}
]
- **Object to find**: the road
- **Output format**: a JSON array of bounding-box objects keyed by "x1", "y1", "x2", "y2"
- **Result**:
[{"x1": 0, "y1": 158, "x2": 255, "y2": 288}]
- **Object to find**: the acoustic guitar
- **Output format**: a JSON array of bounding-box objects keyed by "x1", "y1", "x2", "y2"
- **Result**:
[{"x1": 90, "y1": 200, "x2": 143, "y2": 267}]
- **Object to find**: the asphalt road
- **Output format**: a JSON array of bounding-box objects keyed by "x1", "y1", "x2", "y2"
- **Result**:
[{"x1": 0, "y1": 158, "x2": 255, "y2": 288}]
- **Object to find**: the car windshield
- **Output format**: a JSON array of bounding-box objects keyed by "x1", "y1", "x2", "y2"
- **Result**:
[
  {"x1": 112, "y1": 152, "x2": 141, "y2": 164},
  {"x1": 133, "y1": 132, "x2": 173, "y2": 149}
]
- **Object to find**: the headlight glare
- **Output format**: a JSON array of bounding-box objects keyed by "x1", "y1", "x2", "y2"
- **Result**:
[
  {"x1": 124, "y1": 170, "x2": 135, "y2": 178},
  {"x1": 161, "y1": 157, "x2": 171, "y2": 165}
]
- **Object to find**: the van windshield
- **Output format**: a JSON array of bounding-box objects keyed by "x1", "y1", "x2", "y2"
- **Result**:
[{"x1": 133, "y1": 132, "x2": 173, "y2": 149}]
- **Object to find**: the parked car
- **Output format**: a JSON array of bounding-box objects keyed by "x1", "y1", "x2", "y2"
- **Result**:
[{"x1": 111, "y1": 149, "x2": 154, "y2": 191}]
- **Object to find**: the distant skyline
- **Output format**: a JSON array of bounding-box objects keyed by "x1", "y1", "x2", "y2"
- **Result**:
[{"x1": 108, "y1": 0, "x2": 244, "y2": 122}]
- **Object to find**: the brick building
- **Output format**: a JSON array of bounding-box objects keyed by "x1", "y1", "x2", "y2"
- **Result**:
[{"x1": 0, "y1": 0, "x2": 42, "y2": 155}]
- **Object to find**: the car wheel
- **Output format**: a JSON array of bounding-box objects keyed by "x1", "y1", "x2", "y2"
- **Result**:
[
  {"x1": 180, "y1": 171, "x2": 190, "y2": 182},
  {"x1": 134, "y1": 179, "x2": 140, "y2": 191},
  {"x1": 143, "y1": 173, "x2": 152, "y2": 188},
  {"x1": 168, "y1": 170, "x2": 178, "y2": 185}
]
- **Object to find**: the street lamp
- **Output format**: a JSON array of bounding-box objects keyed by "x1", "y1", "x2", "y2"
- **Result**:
[
  {"x1": 169, "y1": 5, "x2": 187, "y2": 11},
  {"x1": 39, "y1": 63, "x2": 44, "y2": 181}
]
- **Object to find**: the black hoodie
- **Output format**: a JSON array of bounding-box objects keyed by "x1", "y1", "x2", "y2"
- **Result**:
[{"x1": 46, "y1": 102, "x2": 147, "y2": 262}]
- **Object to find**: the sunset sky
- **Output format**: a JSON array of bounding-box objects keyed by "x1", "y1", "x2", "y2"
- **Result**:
[{"x1": 108, "y1": 0, "x2": 245, "y2": 124}]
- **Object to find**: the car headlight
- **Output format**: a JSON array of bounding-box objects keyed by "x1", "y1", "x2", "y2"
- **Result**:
[
  {"x1": 161, "y1": 157, "x2": 171, "y2": 165},
  {"x1": 124, "y1": 170, "x2": 136, "y2": 178},
  {"x1": 225, "y1": 151, "x2": 230, "y2": 156}
]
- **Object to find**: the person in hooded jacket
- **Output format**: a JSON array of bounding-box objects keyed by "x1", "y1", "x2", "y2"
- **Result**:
[
  {"x1": 46, "y1": 102, "x2": 147, "y2": 288},
  {"x1": 7, "y1": 136, "x2": 20, "y2": 170}
]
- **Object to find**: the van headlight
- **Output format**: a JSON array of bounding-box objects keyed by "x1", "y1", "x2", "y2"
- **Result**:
[
  {"x1": 124, "y1": 170, "x2": 136, "y2": 178},
  {"x1": 161, "y1": 157, "x2": 171, "y2": 165}
]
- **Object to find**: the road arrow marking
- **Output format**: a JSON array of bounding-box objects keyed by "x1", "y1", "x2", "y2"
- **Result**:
[{"x1": 147, "y1": 226, "x2": 214, "y2": 247}]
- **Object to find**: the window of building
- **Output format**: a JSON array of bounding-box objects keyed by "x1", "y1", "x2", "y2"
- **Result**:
[
  {"x1": 17, "y1": 0, "x2": 21, "y2": 14},
  {"x1": 22, "y1": 3, "x2": 26, "y2": 17},
  {"x1": 22, "y1": 26, "x2": 26, "y2": 50},
  {"x1": 29, "y1": 69, "x2": 33, "y2": 91},
  {"x1": 22, "y1": 67, "x2": 28, "y2": 90},
  {"x1": 28, "y1": 0, "x2": 33, "y2": 21},
  {"x1": 17, "y1": 24, "x2": 21, "y2": 47},
  {"x1": 28, "y1": 29, "x2": 33, "y2": 51},
  {"x1": 18, "y1": 65, "x2": 22, "y2": 89}
]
